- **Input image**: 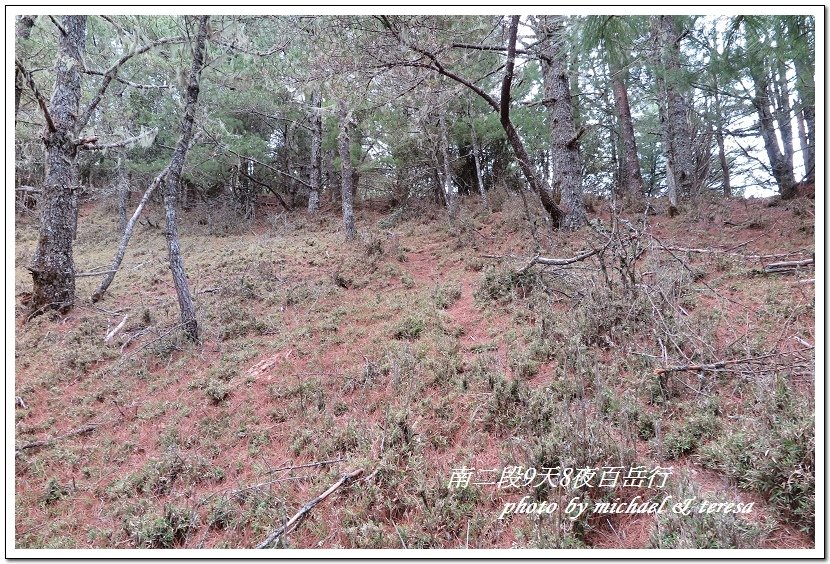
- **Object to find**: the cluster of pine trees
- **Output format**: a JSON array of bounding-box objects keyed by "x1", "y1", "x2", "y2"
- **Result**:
[{"x1": 15, "y1": 14, "x2": 816, "y2": 336}]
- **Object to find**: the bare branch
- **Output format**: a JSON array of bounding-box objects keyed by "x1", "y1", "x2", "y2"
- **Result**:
[
  {"x1": 15, "y1": 59, "x2": 56, "y2": 132},
  {"x1": 76, "y1": 128, "x2": 158, "y2": 152},
  {"x1": 655, "y1": 347, "x2": 814, "y2": 375},
  {"x1": 378, "y1": 15, "x2": 500, "y2": 113},
  {"x1": 201, "y1": 126, "x2": 311, "y2": 188},
  {"x1": 78, "y1": 35, "x2": 185, "y2": 130},
  {"x1": 83, "y1": 68, "x2": 172, "y2": 89},
  {"x1": 256, "y1": 469, "x2": 364, "y2": 549},
  {"x1": 452, "y1": 42, "x2": 541, "y2": 58}
]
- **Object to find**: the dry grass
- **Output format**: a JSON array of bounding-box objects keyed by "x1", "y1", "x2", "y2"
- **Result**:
[{"x1": 13, "y1": 195, "x2": 815, "y2": 549}]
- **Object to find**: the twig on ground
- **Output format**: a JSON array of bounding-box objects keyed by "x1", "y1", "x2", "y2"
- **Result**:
[
  {"x1": 481, "y1": 248, "x2": 599, "y2": 274},
  {"x1": 265, "y1": 458, "x2": 346, "y2": 475},
  {"x1": 256, "y1": 468, "x2": 364, "y2": 549}
]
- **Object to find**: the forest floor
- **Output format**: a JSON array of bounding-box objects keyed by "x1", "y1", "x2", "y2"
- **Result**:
[{"x1": 13, "y1": 191, "x2": 816, "y2": 550}]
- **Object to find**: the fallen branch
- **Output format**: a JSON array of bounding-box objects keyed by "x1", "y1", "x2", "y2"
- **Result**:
[
  {"x1": 482, "y1": 248, "x2": 599, "y2": 274},
  {"x1": 533, "y1": 248, "x2": 599, "y2": 267},
  {"x1": 647, "y1": 230, "x2": 748, "y2": 310},
  {"x1": 655, "y1": 346, "x2": 815, "y2": 375},
  {"x1": 265, "y1": 458, "x2": 346, "y2": 475},
  {"x1": 76, "y1": 269, "x2": 117, "y2": 278},
  {"x1": 104, "y1": 314, "x2": 129, "y2": 343},
  {"x1": 228, "y1": 475, "x2": 309, "y2": 497},
  {"x1": 658, "y1": 244, "x2": 809, "y2": 261},
  {"x1": 256, "y1": 468, "x2": 363, "y2": 549},
  {"x1": 763, "y1": 258, "x2": 814, "y2": 274},
  {"x1": 16, "y1": 423, "x2": 101, "y2": 453}
]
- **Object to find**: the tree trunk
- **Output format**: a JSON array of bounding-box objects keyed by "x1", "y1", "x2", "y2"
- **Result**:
[
  {"x1": 537, "y1": 15, "x2": 585, "y2": 230},
  {"x1": 15, "y1": 15, "x2": 36, "y2": 117},
  {"x1": 750, "y1": 66, "x2": 797, "y2": 199},
  {"x1": 654, "y1": 16, "x2": 696, "y2": 206},
  {"x1": 116, "y1": 155, "x2": 130, "y2": 231},
  {"x1": 92, "y1": 166, "x2": 171, "y2": 303},
  {"x1": 472, "y1": 142, "x2": 489, "y2": 209},
  {"x1": 337, "y1": 100, "x2": 357, "y2": 240},
  {"x1": 774, "y1": 57, "x2": 796, "y2": 189},
  {"x1": 439, "y1": 113, "x2": 458, "y2": 219},
  {"x1": 236, "y1": 157, "x2": 255, "y2": 219},
  {"x1": 29, "y1": 16, "x2": 86, "y2": 315},
  {"x1": 308, "y1": 90, "x2": 323, "y2": 214},
  {"x1": 711, "y1": 77, "x2": 731, "y2": 198},
  {"x1": 795, "y1": 104, "x2": 810, "y2": 182},
  {"x1": 162, "y1": 15, "x2": 209, "y2": 341},
  {"x1": 609, "y1": 58, "x2": 645, "y2": 202},
  {"x1": 787, "y1": 16, "x2": 814, "y2": 183},
  {"x1": 666, "y1": 161, "x2": 678, "y2": 216}
]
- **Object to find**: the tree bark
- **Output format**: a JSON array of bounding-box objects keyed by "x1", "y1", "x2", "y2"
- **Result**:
[
  {"x1": 162, "y1": 15, "x2": 209, "y2": 341},
  {"x1": 653, "y1": 16, "x2": 696, "y2": 208},
  {"x1": 308, "y1": 90, "x2": 323, "y2": 214},
  {"x1": 337, "y1": 100, "x2": 357, "y2": 240},
  {"x1": 609, "y1": 58, "x2": 645, "y2": 202},
  {"x1": 29, "y1": 16, "x2": 86, "y2": 315},
  {"x1": 537, "y1": 15, "x2": 585, "y2": 230}
]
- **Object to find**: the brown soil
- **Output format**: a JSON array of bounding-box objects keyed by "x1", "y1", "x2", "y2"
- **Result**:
[{"x1": 13, "y1": 194, "x2": 816, "y2": 551}]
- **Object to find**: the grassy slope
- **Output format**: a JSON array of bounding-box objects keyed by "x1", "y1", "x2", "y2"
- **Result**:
[{"x1": 14, "y1": 193, "x2": 815, "y2": 549}]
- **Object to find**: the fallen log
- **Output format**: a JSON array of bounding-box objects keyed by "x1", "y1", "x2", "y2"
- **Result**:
[{"x1": 763, "y1": 258, "x2": 814, "y2": 274}]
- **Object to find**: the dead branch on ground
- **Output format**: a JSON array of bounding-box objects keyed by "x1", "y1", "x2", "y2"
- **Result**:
[
  {"x1": 16, "y1": 422, "x2": 104, "y2": 454},
  {"x1": 256, "y1": 468, "x2": 364, "y2": 549},
  {"x1": 655, "y1": 346, "x2": 814, "y2": 375},
  {"x1": 762, "y1": 258, "x2": 815, "y2": 274}
]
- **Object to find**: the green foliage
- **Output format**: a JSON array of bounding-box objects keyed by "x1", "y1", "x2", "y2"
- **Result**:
[
  {"x1": 393, "y1": 315, "x2": 425, "y2": 340},
  {"x1": 698, "y1": 409, "x2": 815, "y2": 532}
]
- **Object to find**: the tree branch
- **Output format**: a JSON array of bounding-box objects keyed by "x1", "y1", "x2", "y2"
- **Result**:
[
  {"x1": 255, "y1": 469, "x2": 364, "y2": 549},
  {"x1": 82, "y1": 68, "x2": 172, "y2": 89},
  {"x1": 378, "y1": 15, "x2": 500, "y2": 113},
  {"x1": 201, "y1": 127, "x2": 312, "y2": 188},
  {"x1": 655, "y1": 347, "x2": 814, "y2": 375},
  {"x1": 78, "y1": 34, "x2": 185, "y2": 130},
  {"x1": 76, "y1": 127, "x2": 158, "y2": 151},
  {"x1": 15, "y1": 59, "x2": 56, "y2": 132}
]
